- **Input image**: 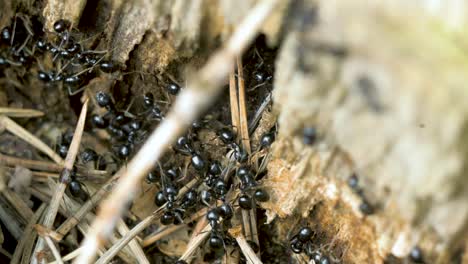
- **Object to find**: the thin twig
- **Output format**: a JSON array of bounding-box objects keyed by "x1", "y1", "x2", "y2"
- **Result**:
[
  {"x1": 75, "y1": 1, "x2": 279, "y2": 262},
  {"x1": 44, "y1": 237, "x2": 64, "y2": 264},
  {"x1": 248, "y1": 93, "x2": 272, "y2": 135},
  {"x1": 23, "y1": 203, "x2": 48, "y2": 264},
  {"x1": 0, "y1": 154, "x2": 109, "y2": 177},
  {"x1": 0, "y1": 247, "x2": 12, "y2": 259},
  {"x1": 229, "y1": 227, "x2": 262, "y2": 264},
  {"x1": 0, "y1": 116, "x2": 64, "y2": 164},
  {"x1": 115, "y1": 219, "x2": 149, "y2": 264},
  {"x1": 229, "y1": 68, "x2": 241, "y2": 134},
  {"x1": 179, "y1": 223, "x2": 211, "y2": 262},
  {"x1": 0, "y1": 196, "x2": 23, "y2": 239},
  {"x1": 11, "y1": 205, "x2": 46, "y2": 264},
  {"x1": 94, "y1": 179, "x2": 198, "y2": 264},
  {"x1": 236, "y1": 234, "x2": 263, "y2": 264},
  {"x1": 2, "y1": 188, "x2": 34, "y2": 221},
  {"x1": 223, "y1": 246, "x2": 240, "y2": 264},
  {"x1": 142, "y1": 207, "x2": 207, "y2": 247},
  {"x1": 31, "y1": 183, "x2": 135, "y2": 263},
  {"x1": 0, "y1": 107, "x2": 44, "y2": 118},
  {"x1": 94, "y1": 212, "x2": 162, "y2": 264},
  {"x1": 237, "y1": 56, "x2": 260, "y2": 253},
  {"x1": 3, "y1": 167, "x2": 60, "y2": 181},
  {"x1": 33, "y1": 100, "x2": 88, "y2": 263},
  {"x1": 53, "y1": 175, "x2": 120, "y2": 241},
  {"x1": 42, "y1": 100, "x2": 88, "y2": 226},
  {"x1": 236, "y1": 56, "x2": 251, "y2": 154},
  {"x1": 48, "y1": 247, "x2": 81, "y2": 264}
]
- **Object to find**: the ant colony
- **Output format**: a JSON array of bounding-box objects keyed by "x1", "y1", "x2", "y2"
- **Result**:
[{"x1": 1, "y1": 12, "x2": 420, "y2": 264}]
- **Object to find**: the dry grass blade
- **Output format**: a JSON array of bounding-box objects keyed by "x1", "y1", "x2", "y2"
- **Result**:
[
  {"x1": 30, "y1": 188, "x2": 134, "y2": 263},
  {"x1": 142, "y1": 207, "x2": 207, "y2": 247},
  {"x1": 11, "y1": 204, "x2": 47, "y2": 264},
  {"x1": 248, "y1": 93, "x2": 272, "y2": 135},
  {"x1": 230, "y1": 68, "x2": 240, "y2": 134},
  {"x1": 237, "y1": 55, "x2": 260, "y2": 253},
  {"x1": 0, "y1": 248, "x2": 12, "y2": 259},
  {"x1": 53, "y1": 175, "x2": 120, "y2": 241},
  {"x1": 0, "y1": 107, "x2": 44, "y2": 118},
  {"x1": 75, "y1": 1, "x2": 279, "y2": 263},
  {"x1": 2, "y1": 189, "x2": 34, "y2": 220},
  {"x1": 179, "y1": 223, "x2": 211, "y2": 262},
  {"x1": 44, "y1": 236, "x2": 64, "y2": 264},
  {"x1": 115, "y1": 220, "x2": 149, "y2": 264},
  {"x1": 234, "y1": 232, "x2": 262, "y2": 264},
  {"x1": 0, "y1": 116, "x2": 64, "y2": 164},
  {"x1": 93, "y1": 213, "x2": 160, "y2": 264},
  {"x1": 94, "y1": 179, "x2": 198, "y2": 264},
  {"x1": 236, "y1": 56, "x2": 251, "y2": 154},
  {"x1": 32, "y1": 100, "x2": 88, "y2": 263},
  {"x1": 0, "y1": 154, "x2": 109, "y2": 177},
  {"x1": 48, "y1": 248, "x2": 81, "y2": 264},
  {"x1": 0, "y1": 197, "x2": 23, "y2": 240}
]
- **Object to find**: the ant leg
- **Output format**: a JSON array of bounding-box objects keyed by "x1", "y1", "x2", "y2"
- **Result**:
[{"x1": 68, "y1": 85, "x2": 87, "y2": 96}]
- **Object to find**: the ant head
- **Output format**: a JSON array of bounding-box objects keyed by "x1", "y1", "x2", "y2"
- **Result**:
[
  {"x1": 96, "y1": 91, "x2": 113, "y2": 108},
  {"x1": 53, "y1": 19, "x2": 71, "y2": 34}
]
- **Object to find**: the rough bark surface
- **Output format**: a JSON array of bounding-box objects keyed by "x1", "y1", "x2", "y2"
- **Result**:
[{"x1": 1, "y1": 0, "x2": 467, "y2": 263}]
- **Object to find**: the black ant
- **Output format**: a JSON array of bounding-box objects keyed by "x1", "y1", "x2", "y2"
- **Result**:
[
  {"x1": 153, "y1": 169, "x2": 194, "y2": 225},
  {"x1": 140, "y1": 92, "x2": 165, "y2": 121},
  {"x1": 290, "y1": 226, "x2": 313, "y2": 254},
  {"x1": 205, "y1": 202, "x2": 233, "y2": 250},
  {"x1": 235, "y1": 166, "x2": 269, "y2": 210},
  {"x1": 409, "y1": 246, "x2": 425, "y2": 263},
  {"x1": 56, "y1": 130, "x2": 74, "y2": 158},
  {"x1": 166, "y1": 82, "x2": 181, "y2": 95},
  {"x1": 260, "y1": 131, "x2": 275, "y2": 149},
  {"x1": 175, "y1": 135, "x2": 207, "y2": 172},
  {"x1": 345, "y1": 173, "x2": 375, "y2": 215},
  {"x1": 203, "y1": 161, "x2": 222, "y2": 187},
  {"x1": 217, "y1": 128, "x2": 248, "y2": 163},
  {"x1": 1, "y1": 27, "x2": 11, "y2": 43},
  {"x1": 66, "y1": 167, "x2": 89, "y2": 201},
  {"x1": 302, "y1": 127, "x2": 317, "y2": 145}
]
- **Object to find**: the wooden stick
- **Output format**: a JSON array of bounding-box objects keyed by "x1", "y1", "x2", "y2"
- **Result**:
[
  {"x1": 0, "y1": 116, "x2": 63, "y2": 164},
  {"x1": 229, "y1": 68, "x2": 241, "y2": 135},
  {"x1": 11, "y1": 204, "x2": 46, "y2": 264},
  {"x1": 75, "y1": 1, "x2": 279, "y2": 262},
  {"x1": 33, "y1": 100, "x2": 88, "y2": 263},
  {"x1": 0, "y1": 107, "x2": 44, "y2": 118}
]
